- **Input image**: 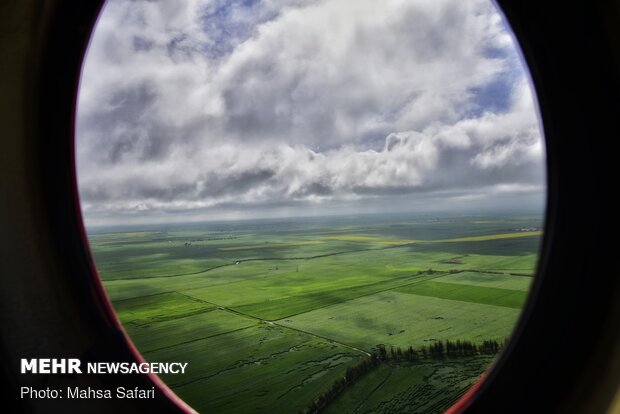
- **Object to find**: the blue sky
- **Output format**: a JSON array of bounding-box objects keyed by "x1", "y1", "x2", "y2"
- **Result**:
[{"x1": 77, "y1": 0, "x2": 545, "y2": 225}]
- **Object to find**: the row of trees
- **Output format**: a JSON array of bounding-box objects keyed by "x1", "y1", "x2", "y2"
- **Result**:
[
  {"x1": 379, "y1": 338, "x2": 507, "y2": 361},
  {"x1": 300, "y1": 338, "x2": 508, "y2": 414}
]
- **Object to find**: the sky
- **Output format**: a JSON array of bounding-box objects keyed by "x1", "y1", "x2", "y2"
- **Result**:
[{"x1": 76, "y1": 0, "x2": 546, "y2": 226}]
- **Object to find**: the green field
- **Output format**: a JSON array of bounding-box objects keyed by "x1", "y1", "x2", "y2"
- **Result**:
[
  {"x1": 395, "y1": 281, "x2": 528, "y2": 309},
  {"x1": 148, "y1": 324, "x2": 363, "y2": 413},
  {"x1": 323, "y1": 356, "x2": 495, "y2": 414},
  {"x1": 88, "y1": 213, "x2": 542, "y2": 413},
  {"x1": 278, "y1": 291, "x2": 521, "y2": 350}
]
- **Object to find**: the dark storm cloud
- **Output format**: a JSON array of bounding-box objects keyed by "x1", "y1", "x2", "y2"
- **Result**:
[
  {"x1": 195, "y1": 169, "x2": 277, "y2": 199},
  {"x1": 132, "y1": 36, "x2": 154, "y2": 51},
  {"x1": 78, "y1": 82, "x2": 175, "y2": 163},
  {"x1": 76, "y1": 0, "x2": 545, "y2": 225}
]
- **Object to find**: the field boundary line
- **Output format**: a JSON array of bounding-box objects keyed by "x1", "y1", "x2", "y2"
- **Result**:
[
  {"x1": 101, "y1": 243, "x2": 421, "y2": 282},
  {"x1": 110, "y1": 268, "x2": 527, "y2": 311},
  {"x1": 141, "y1": 324, "x2": 258, "y2": 355},
  {"x1": 458, "y1": 269, "x2": 534, "y2": 277},
  {"x1": 98, "y1": 230, "x2": 541, "y2": 281},
  {"x1": 126, "y1": 307, "x2": 218, "y2": 326},
  {"x1": 272, "y1": 323, "x2": 371, "y2": 356},
  {"x1": 271, "y1": 271, "x2": 458, "y2": 322},
  {"x1": 177, "y1": 292, "x2": 372, "y2": 357},
  {"x1": 111, "y1": 290, "x2": 183, "y2": 303}
]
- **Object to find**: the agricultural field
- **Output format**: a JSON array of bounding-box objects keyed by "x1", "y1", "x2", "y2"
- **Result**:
[
  {"x1": 278, "y1": 291, "x2": 522, "y2": 350},
  {"x1": 88, "y1": 213, "x2": 543, "y2": 413},
  {"x1": 323, "y1": 356, "x2": 496, "y2": 414}
]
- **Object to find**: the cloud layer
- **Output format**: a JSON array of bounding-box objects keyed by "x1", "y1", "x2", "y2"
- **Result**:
[{"x1": 77, "y1": 0, "x2": 545, "y2": 224}]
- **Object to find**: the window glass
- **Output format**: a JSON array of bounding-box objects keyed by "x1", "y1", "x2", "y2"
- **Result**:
[{"x1": 77, "y1": 1, "x2": 545, "y2": 412}]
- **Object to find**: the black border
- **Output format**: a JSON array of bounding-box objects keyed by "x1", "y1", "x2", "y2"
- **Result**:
[{"x1": 1, "y1": 0, "x2": 619, "y2": 412}]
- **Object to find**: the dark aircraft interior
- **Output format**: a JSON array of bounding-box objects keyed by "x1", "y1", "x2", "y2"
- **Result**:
[{"x1": 1, "y1": 0, "x2": 619, "y2": 412}]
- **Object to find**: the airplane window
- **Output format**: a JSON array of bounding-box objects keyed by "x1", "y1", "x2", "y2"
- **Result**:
[{"x1": 76, "y1": 0, "x2": 546, "y2": 412}]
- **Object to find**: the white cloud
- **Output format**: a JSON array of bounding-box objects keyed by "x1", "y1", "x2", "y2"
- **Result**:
[{"x1": 77, "y1": 0, "x2": 545, "y2": 224}]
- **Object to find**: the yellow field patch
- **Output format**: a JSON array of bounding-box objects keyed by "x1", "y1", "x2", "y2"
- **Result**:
[
  {"x1": 436, "y1": 231, "x2": 542, "y2": 243},
  {"x1": 221, "y1": 231, "x2": 541, "y2": 251},
  {"x1": 303, "y1": 228, "x2": 366, "y2": 236},
  {"x1": 323, "y1": 235, "x2": 416, "y2": 245},
  {"x1": 218, "y1": 241, "x2": 323, "y2": 251}
]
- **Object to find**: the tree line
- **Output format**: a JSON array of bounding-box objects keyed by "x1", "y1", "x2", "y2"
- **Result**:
[
  {"x1": 300, "y1": 338, "x2": 508, "y2": 414},
  {"x1": 385, "y1": 338, "x2": 507, "y2": 360}
]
